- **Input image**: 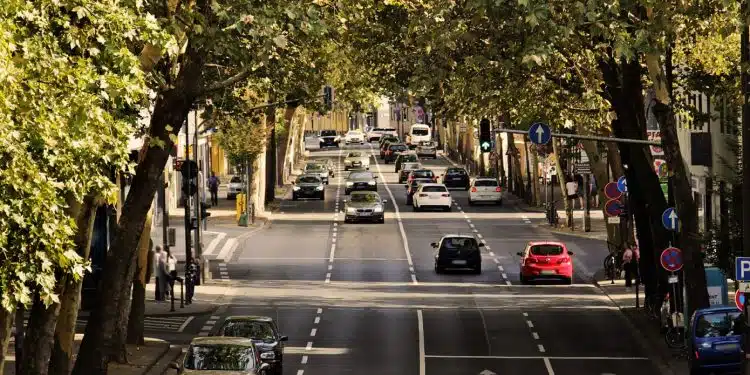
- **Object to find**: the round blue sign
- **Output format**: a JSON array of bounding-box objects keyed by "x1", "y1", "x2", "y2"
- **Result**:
[
  {"x1": 617, "y1": 176, "x2": 628, "y2": 193},
  {"x1": 528, "y1": 122, "x2": 551, "y2": 145}
]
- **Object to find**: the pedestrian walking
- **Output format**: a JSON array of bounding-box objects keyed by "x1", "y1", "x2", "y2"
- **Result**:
[
  {"x1": 208, "y1": 172, "x2": 220, "y2": 206},
  {"x1": 166, "y1": 250, "x2": 177, "y2": 297},
  {"x1": 153, "y1": 246, "x2": 169, "y2": 301},
  {"x1": 590, "y1": 175, "x2": 599, "y2": 208},
  {"x1": 622, "y1": 244, "x2": 639, "y2": 288},
  {"x1": 565, "y1": 175, "x2": 579, "y2": 209}
]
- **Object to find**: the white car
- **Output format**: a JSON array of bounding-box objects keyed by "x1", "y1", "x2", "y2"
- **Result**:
[
  {"x1": 344, "y1": 151, "x2": 370, "y2": 170},
  {"x1": 412, "y1": 183, "x2": 452, "y2": 212},
  {"x1": 226, "y1": 176, "x2": 243, "y2": 199},
  {"x1": 406, "y1": 124, "x2": 431, "y2": 147},
  {"x1": 344, "y1": 130, "x2": 365, "y2": 144},
  {"x1": 367, "y1": 127, "x2": 398, "y2": 142},
  {"x1": 468, "y1": 177, "x2": 503, "y2": 205}
]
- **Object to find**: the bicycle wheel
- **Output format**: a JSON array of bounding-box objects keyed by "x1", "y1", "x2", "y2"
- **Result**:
[
  {"x1": 665, "y1": 328, "x2": 685, "y2": 349},
  {"x1": 603, "y1": 255, "x2": 615, "y2": 280}
]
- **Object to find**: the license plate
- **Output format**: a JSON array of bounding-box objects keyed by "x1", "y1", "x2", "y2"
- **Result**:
[
  {"x1": 449, "y1": 177, "x2": 460, "y2": 181},
  {"x1": 716, "y1": 343, "x2": 739, "y2": 351},
  {"x1": 359, "y1": 212, "x2": 371, "y2": 216},
  {"x1": 452, "y1": 260, "x2": 467, "y2": 265},
  {"x1": 541, "y1": 270, "x2": 557, "y2": 275}
]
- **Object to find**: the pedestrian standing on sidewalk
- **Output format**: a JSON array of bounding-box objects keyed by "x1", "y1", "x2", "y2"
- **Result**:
[
  {"x1": 565, "y1": 175, "x2": 579, "y2": 209},
  {"x1": 208, "y1": 172, "x2": 220, "y2": 206},
  {"x1": 622, "y1": 244, "x2": 639, "y2": 288},
  {"x1": 152, "y1": 246, "x2": 164, "y2": 300},
  {"x1": 590, "y1": 175, "x2": 599, "y2": 208},
  {"x1": 166, "y1": 250, "x2": 177, "y2": 297},
  {"x1": 185, "y1": 258, "x2": 197, "y2": 305},
  {"x1": 575, "y1": 174, "x2": 585, "y2": 209}
]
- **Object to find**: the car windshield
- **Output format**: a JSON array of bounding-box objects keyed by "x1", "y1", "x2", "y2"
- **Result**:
[
  {"x1": 695, "y1": 312, "x2": 743, "y2": 338},
  {"x1": 350, "y1": 193, "x2": 380, "y2": 203},
  {"x1": 349, "y1": 172, "x2": 372, "y2": 180},
  {"x1": 441, "y1": 237, "x2": 478, "y2": 252},
  {"x1": 474, "y1": 179, "x2": 498, "y2": 187},
  {"x1": 403, "y1": 155, "x2": 418, "y2": 162},
  {"x1": 230, "y1": 177, "x2": 242, "y2": 183},
  {"x1": 403, "y1": 163, "x2": 420, "y2": 170},
  {"x1": 530, "y1": 245, "x2": 564, "y2": 256},
  {"x1": 347, "y1": 152, "x2": 362, "y2": 157},
  {"x1": 320, "y1": 130, "x2": 336, "y2": 136},
  {"x1": 447, "y1": 169, "x2": 467, "y2": 176},
  {"x1": 390, "y1": 145, "x2": 408, "y2": 151},
  {"x1": 348, "y1": 131, "x2": 362, "y2": 135},
  {"x1": 298, "y1": 176, "x2": 321, "y2": 184},
  {"x1": 219, "y1": 321, "x2": 276, "y2": 341},
  {"x1": 410, "y1": 179, "x2": 432, "y2": 188},
  {"x1": 412, "y1": 128, "x2": 429, "y2": 136},
  {"x1": 184, "y1": 344, "x2": 256, "y2": 371},
  {"x1": 305, "y1": 164, "x2": 324, "y2": 171},
  {"x1": 412, "y1": 170, "x2": 434, "y2": 178},
  {"x1": 422, "y1": 185, "x2": 446, "y2": 193}
]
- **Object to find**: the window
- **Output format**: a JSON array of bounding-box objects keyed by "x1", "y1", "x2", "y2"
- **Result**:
[
  {"x1": 220, "y1": 321, "x2": 276, "y2": 341},
  {"x1": 422, "y1": 185, "x2": 446, "y2": 193},
  {"x1": 305, "y1": 164, "x2": 324, "y2": 171},
  {"x1": 403, "y1": 163, "x2": 420, "y2": 170},
  {"x1": 320, "y1": 130, "x2": 336, "y2": 137},
  {"x1": 474, "y1": 179, "x2": 498, "y2": 187},
  {"x1": 298, "y1": 176, "x2": 321, "y2": 184},
  {"x1": 440, "y1": 237, "x2": 479, "y2": 252},
  {"x1": 695, "y1": 312, "x2": 742, "y2": 338},
  {"x1": 184, "y1": 344, "x2": 256, "y2": 371},
  {"x1": 446, "y1": 169, "x2": 466, "y2": 176},
  {"x1": 350, "y1": 193, "x2": 380, "y2": 202},
  {"x1": 349, "y1": 172, "x2": 373, "y2": 180},
  {"x1": 412, "y1": 128, "x2": 429, "y2": 136},
  {"x1": 230, "y1": 176, "x2": 242, "y2": 183},
  {"x1": 412, "y1": 170, "x2": 434, "y2": 178},
  {"x1": 348, "y1": 152, "x2": 362, "y2": 157},
  {"x1": 390, "y1": 145, "x2": 407, "y2": 151},
  {"x1": 529, "y1": 245, "x2": 564, "y2": 256}
]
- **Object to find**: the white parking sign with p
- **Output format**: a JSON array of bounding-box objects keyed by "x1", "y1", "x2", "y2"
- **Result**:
[{"x1": 736, "y1": 257, "x2": 750, "y2": 281}]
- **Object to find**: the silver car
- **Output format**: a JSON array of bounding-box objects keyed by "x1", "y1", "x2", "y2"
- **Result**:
[
  {"x1": 227, "y1": 176, "x2": 243, "y2": 199},
  {"x1": 303, "y1": 163, "x2": 329, "y2": 184},
  {"x1": 416, "y1": 141, "x2": 437, "y2": 159},
  {"x1": 343, "y1": 191, "x2": 387, "y2": 224},
  {"x1": 344, "y1": 151, "x2": 370, "y2": 171}
]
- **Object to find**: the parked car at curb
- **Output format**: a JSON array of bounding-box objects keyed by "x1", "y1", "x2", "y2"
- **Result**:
[{"x1": 687, "y1": 306, "x2": 743, "y2": 375}]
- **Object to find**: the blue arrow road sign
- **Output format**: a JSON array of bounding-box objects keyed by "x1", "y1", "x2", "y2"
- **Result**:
[
  {"x1": 617, "y1": 176, "x2": 627, "y2": 193},
  {"x1": 528, "y1": 122, "x2": 551, "y2": 145},
  {"x1": 736, "y1": 257, "x2": 750, "y2": 281},
  {"x1": 661, "y1": 207, "x2": 678, "y2": 231}
]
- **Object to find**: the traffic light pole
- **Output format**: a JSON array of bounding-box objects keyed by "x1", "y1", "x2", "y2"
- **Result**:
[
  {"x1": 740, "y1": 3, "x2": 750, "y2": 373},
  {"x1": 193, "y1": 110, "x2": 202, "y2": 261},
  {"x1": 493, "y1": 128, "x2": 661, "y2": 146},
  {"x1": 183, "y1": 121, "x2": 193, "y2": 265}
]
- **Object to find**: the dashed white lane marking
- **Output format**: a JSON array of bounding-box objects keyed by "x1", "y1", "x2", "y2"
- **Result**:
[
  {"x1": 310, "y1": 328, "x2": 317, "y2": 336},
  {"x1": 297, "y1": 370, "x2": 304, "y2": 375},
  {"x1": 543, "y1": 357, "x2": 555, "y2": 375},
  {"x1": 538, "y1": 344, "x2": 546, "y2": 352},
  {"x1": 301, "y1": 356, "x2": 308, "y2": 364},
  {"x1": 532, "y1": 332, "x2": 540, "y2": 340},
  {"x1": 305, "y1": 341, "x2": 313, "y2": 350},
  {"x1": 317, "y1": 308, "x2": 322, "y2": 314},
  {"x1": 370, "y1": 145, "x2": 417, "y2": 285},
  {"x1": 501, "y1": 273, "x2": 508, "y2": 278},
  {"x1": 456, "y1": 206, "x2": 508, "y2": 285},
  {"x1": 476, "y1": 233, "x2": 483, "y2": 239},
  {"x1": 314, "y1": 316, "x2": 320, "y2": 324},
  {"x1": 489, "y1": 251, "x2": 495, "y2": 257},
  {"x1": 325, "y1": 272, "x2": 331, "y2": 283},
  {"x1": 526, "y1": 320, "x2": 534, "y2": 328}
]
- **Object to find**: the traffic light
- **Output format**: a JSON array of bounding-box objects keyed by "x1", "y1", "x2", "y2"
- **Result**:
[
  {"x1": 180, "y1": 159, "x2": 199, "y2": 197},
  {"x1": 323, "y1": 86, "x2": 333, "y2": 110},
  {"x1": 479, "y1": 118, "x2": 492, "y2": 153},
  {"x1": 200, "y1": 202, "x2": 211, "y2": 219}
]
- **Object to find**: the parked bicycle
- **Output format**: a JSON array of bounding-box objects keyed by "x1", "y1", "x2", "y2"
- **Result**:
[
  {"x1": 545, "y1": 201, "x2": 559, "y2": 226},
  {"x1": 603, "y1": 242, "x2": 623, "y2": 283},
  {"x1": 664, "y1": 311, "x2": 686, "y2": 349}
]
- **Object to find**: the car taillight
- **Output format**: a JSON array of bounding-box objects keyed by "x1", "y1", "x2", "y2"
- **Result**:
[
  {"x1": 471, "y1": 187, "x2": 477, "y2": 192},
  {"x1": 558, "y1": 257, "x2": 571, "y2": 264},
  {"x1": 419, "y1": 193, "x2": 428, "y2": 197},
  {"x1": 495, "y1": 187, "x2": 502, "y2": 192},
  {"x1": 441, "y1": 193, "x2": 450, "y2": 197},
  {"x1": 525, "y1": 258, "x2": 536, "y2": 265}
]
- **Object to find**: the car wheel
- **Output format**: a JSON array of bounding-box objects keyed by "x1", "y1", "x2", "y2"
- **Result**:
[
  {"x1": 344, "y1": 218, "x2": 350, "y2": 224},
  {"x1": 378, "y1": 217, "x2": 385, "y2": 224},
  {"x1": 520, "y1": 275, "x2": 528, "y2": 284},
  {"x1": 468, "y1": 199, "x2": 474, "y2": 206},
  {"x1": 434, "y1": 265, "x2": 444, "y2": 274},
  {"x1": 292, "y1": 194, "x2": 298, "y2": 201},
  {"x1": 345, "y1": 167, "x2": 349, "y2": 171},
  {"x1": 345, "y1": 189, "x2": 351, "y2": 195},
  {"x1": 563, "y1": 277, "x2": 572, "y2": 285},
  {"x1": 464, "y1": 185, "x2": 470, "y2": 191}
]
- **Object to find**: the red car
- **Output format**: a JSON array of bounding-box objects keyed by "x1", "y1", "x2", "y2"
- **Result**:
[{"x1": 517, "y1": 241, "x2": 573, "y2": 284}]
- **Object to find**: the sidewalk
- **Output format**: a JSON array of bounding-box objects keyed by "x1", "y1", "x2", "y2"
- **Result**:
[{"x1": 3, "y1": 335, "x2": 182, "y2": 375}]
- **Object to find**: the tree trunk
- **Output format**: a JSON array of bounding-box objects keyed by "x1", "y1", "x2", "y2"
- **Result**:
[
  {"x1": 278, "y1": 106, "x2": 298, "y2": 185},
  {"x1": 126, "y1": 210, "x2": 153, "y2": 346},
  {"x1": 72, "y1": 39, "x2": 206, "y2": 375},
  {"x1": 598, "y1": 55, "x2": 671, "y2": 301},
  {"x1": 0, "y1": 307, "x2": 14, "y2": 375},
  {"x1": 264, "y1": 99, "x2": 277, "y2": 204},
  {"x1": 20, "y1": 291, "x2": 62, "y2": 375},
  {"x1": 509, "y1": 134, "x2": 524, "y2": 197},
  {"x1": 49, "y1": 194, "x2": 99, "y2": 375}
]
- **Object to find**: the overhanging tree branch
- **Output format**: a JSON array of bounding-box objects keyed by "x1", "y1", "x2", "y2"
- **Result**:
[{"x1": 200, "y1": 67, "x2": 253, "y2": 95}]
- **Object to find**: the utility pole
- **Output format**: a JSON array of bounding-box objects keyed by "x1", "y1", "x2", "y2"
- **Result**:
[
  {"x1": 193, "y1": 110, "x2": 202, "y2": 261},
  {"x1": 183, "y1": 120, "x2": 193, "y2": 264},
  {"x1": 159, "y1": 171, "x2": 169, "y2": 252},
  {"x1": 740, "y1": 3, "x2": 750, "y2": 373}
]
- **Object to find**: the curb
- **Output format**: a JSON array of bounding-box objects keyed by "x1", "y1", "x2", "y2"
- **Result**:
[
  {"x1": 144, "y1": 304, "x2": 217, "y2": 318},
  {"x1": 531, "y1": 223, "x2": 609, "y2": 241},
  {"x1": 139, "y1": 340, "x2": 172, "y2": 375},
  {"x1": 591, "y1": 279, "x2": 681, "y2": 375}
]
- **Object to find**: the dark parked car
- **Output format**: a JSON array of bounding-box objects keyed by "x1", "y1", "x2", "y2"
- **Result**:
[
  {"x1": 318, "y1": 129, "x2": 339, "y2": 148},
  {"x1": 395, "y1": 152, "x2": 419, "y2": 172},
  {"x1": 292, "y1": 174, "x2": 325, "y2": 200},
  {"x1": 405, "y1": 177, "x2": 433, "y2": 205},
  {"x1": 383, "y1": 143, "x2": 408, "y2": 163},
  {"x1": 343, "y1": 191, "x2": 387, "y2": 224},
  {"x1": 345, "y1": 170, "x2": 378, "y2": 195},
  {"x1": 688, "y1": 306, "x2": 743, "y2": 374},
  {"x1": 433, "y1": 235, "x2": 484, "y2": 274},
  {"x1": 213, "y1": 316, "x2": 288, "y2": 375},
  {"x1": 171, "y1": 337, "x2": 272, "y2": 374},
  {"x1": 442, "y1": 167, "x2": 470, "y2": 189}
]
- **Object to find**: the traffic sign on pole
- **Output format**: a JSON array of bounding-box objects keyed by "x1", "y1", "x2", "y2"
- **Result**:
[
  {"x1": 528, "y1": 122, "x2": 551, "y2": 145},
  {"x1": 735, "y1": 257, "x2": 750, "y2": 281},
  {"x1": 660, "y1": 247, "x2": 683, "y2": 272},
  {"x1": 736, "y1": 290, "x2": 745, "y2": 311},
  {"x1": 604, "y1": 182, "x2": 622, "y2": 200},
  {"x1": 617, "y1": 176, "x2": 628, "y2": 193},
  {"x1": 604, "y1": 199, "x2": 623, "y2": 217},
  {"x1": 661, "y1": 207, "x2": 678, "y2": 231}
]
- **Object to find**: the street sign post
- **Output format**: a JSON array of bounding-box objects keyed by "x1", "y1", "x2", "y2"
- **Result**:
[
  {"x1": 617, "y1": 176, "x2": 628, "y2": 193},
  {"x1": 604, "y1": 182, "x2": 622, "y2": 200},
  {"x1": 735, "y1": 257, "x2": 750, "y2": 281},
  {"x1": 660, "y1": 247, "x2": 683, "y2": 272},
  {"x1": 661, "y1": 207, "x2": 679, "y2": 231},
  {"x1": 528, "y1": 122, "x2": 551, "y2": 145},
  {"x1": 605, "y1": 199, "x2": 623, "y2": 217}
]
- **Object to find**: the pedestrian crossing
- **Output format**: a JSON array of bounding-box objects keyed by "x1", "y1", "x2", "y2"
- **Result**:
[{"x1": 14, "y1": 314, "x2": 195, "y2": 333}]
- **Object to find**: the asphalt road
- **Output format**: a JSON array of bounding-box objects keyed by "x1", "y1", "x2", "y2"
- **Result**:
[{"x1": 165, "y1": 139, "x2": 661, "y2": 375}]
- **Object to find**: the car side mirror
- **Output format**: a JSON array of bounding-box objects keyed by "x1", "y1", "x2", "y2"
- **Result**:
[
  {"x1": 279, "y1": 335, "x2": 289, "y2": 342},
  {"x1": 516, "y1": 252, "x2": 524, "y2": 256},
  {"x1": 431, "y1": 242, "x2": 438, "y2": 248},
  {"x1": 478, "y1": 243, "x2": 485, "y2": 247},
  {"x1": 567, "y1": 251, "x2": 573, "y2": 256},
  {"x1": 168, "y1": 362, "x2": 181, "y2": 371}
]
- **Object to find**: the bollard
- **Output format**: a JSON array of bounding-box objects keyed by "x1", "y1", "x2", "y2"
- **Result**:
[
  {"x1": 204, "y1": 258, "x2": 211, "y2": 282},
  {"x1": 180, "y1": 281, "x2": 185, "y2": 308},
  {"x1": 170, "y1": 283, "x2": 176, "y2": 312}
]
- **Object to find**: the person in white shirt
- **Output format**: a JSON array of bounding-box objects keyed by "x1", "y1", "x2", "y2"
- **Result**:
[
  {"x1": 565, "y1": 176, "x2": 579, "y2": 209},
  {"x1": 166, "y1": 251, "x2": 177, "y2": 296}
]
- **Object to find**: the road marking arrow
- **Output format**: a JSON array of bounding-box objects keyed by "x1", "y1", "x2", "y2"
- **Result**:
[
  {"x1": 535, "y1": 126, "x2": 545, "y2": 143},
  {"x1": 669, "y1": 210, "x2": 678, "y2": 229},
  {"x1": 479, "y1": 370, "x2": 497, "y2": 375}
]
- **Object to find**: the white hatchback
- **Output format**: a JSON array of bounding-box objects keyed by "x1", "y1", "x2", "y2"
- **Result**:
[
  {"x1": 412, "y1": 183, "x2": 452, "y2": 212},
  {"x1": 344, "y1": 130, "x2": 365, "y2": 144},
  {"x1": 468, "y1": 177, "x2": 503, "y2": 205}
]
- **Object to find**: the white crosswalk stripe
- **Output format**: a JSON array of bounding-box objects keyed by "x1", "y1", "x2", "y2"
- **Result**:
[{"x1": 15, "y1": 315, "x2": 194, "y2": 333}]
